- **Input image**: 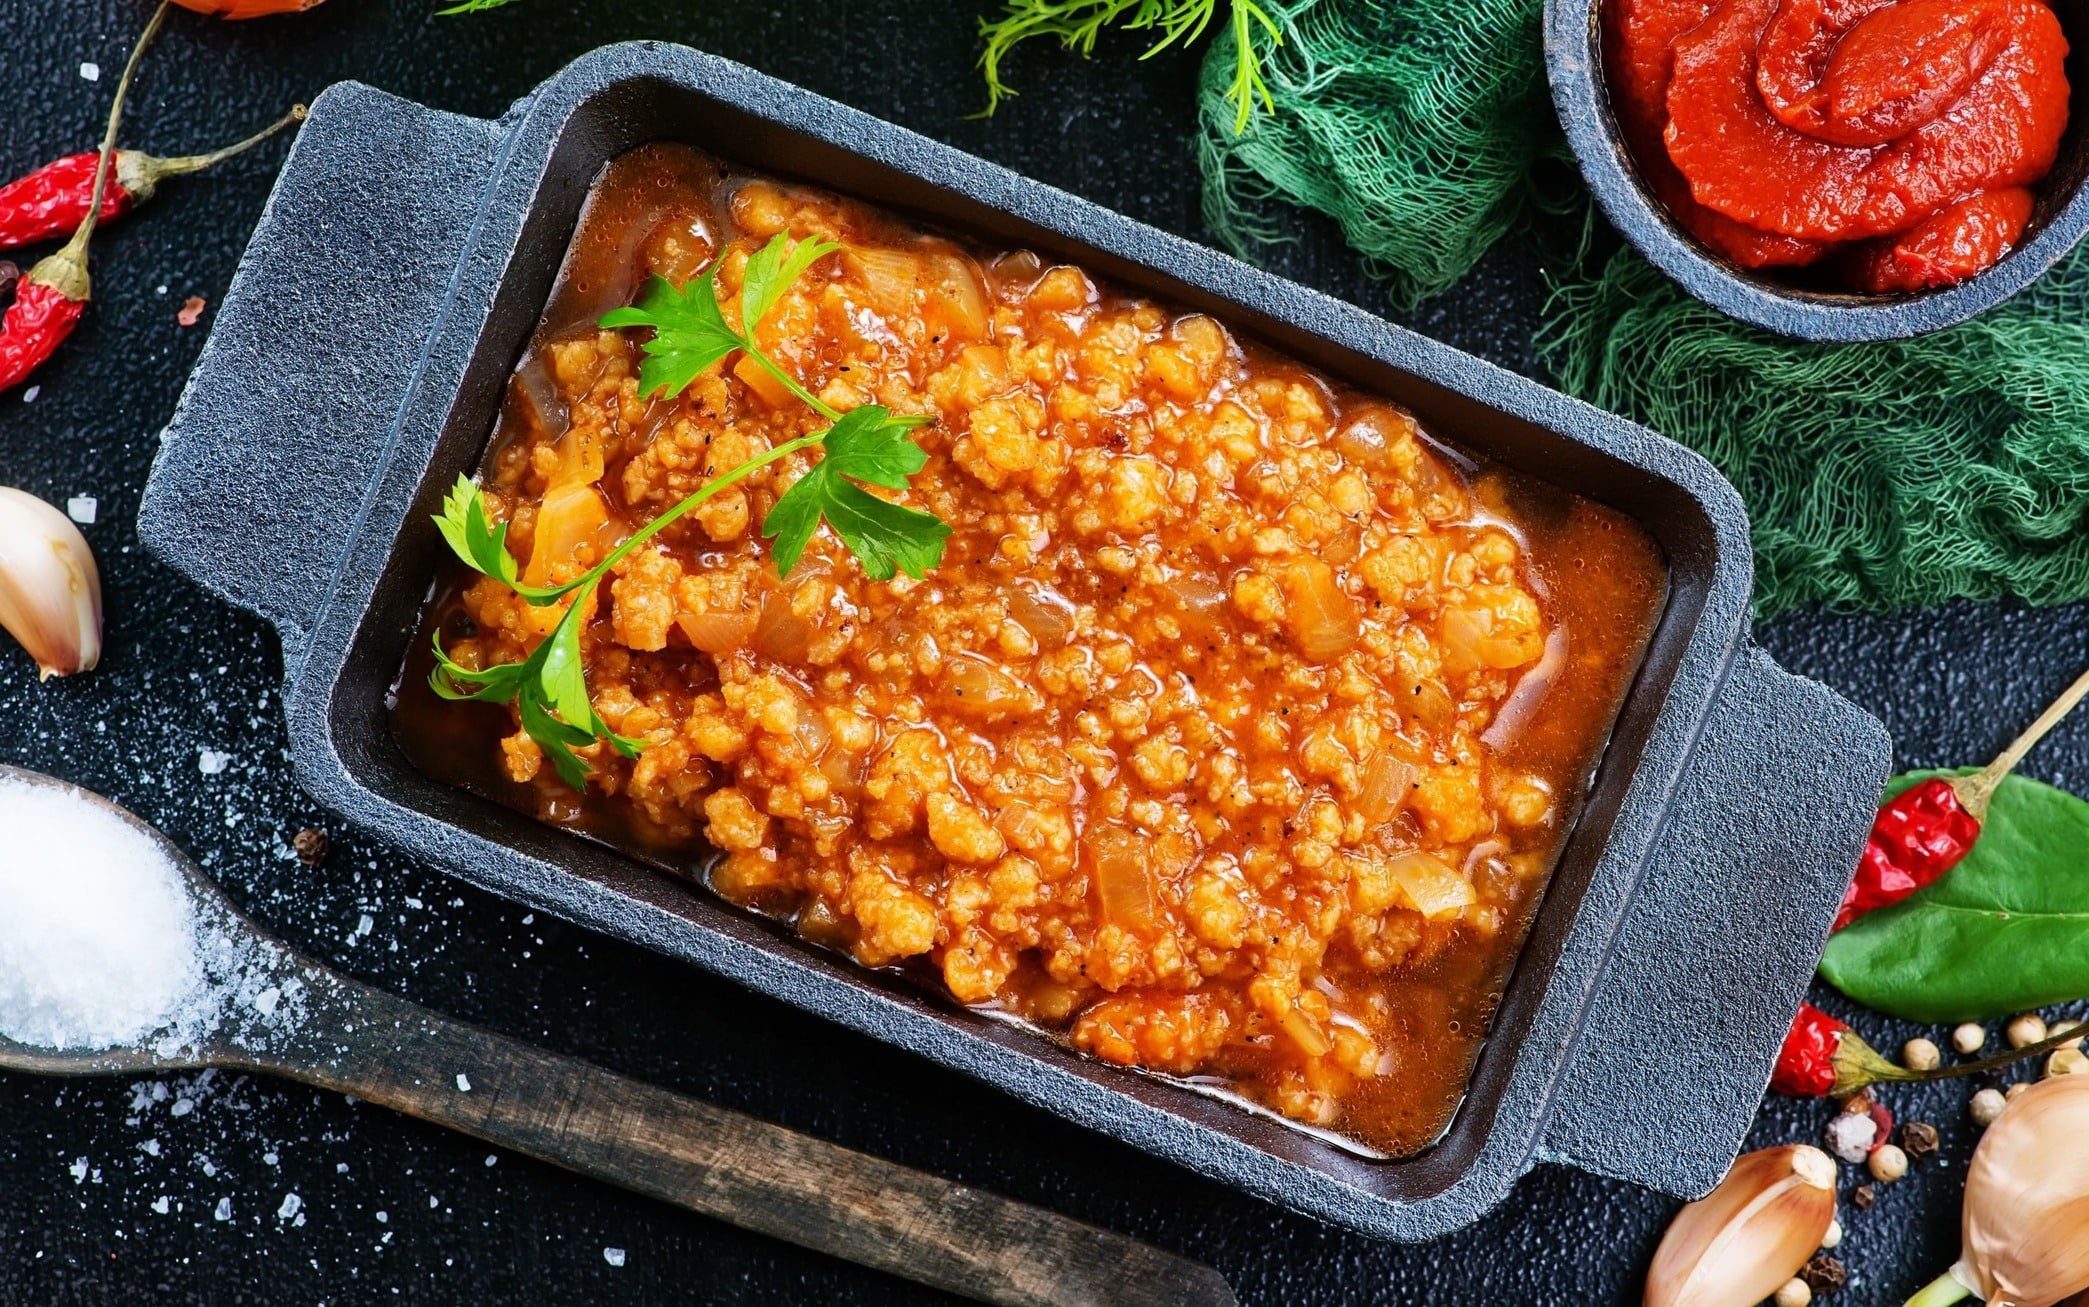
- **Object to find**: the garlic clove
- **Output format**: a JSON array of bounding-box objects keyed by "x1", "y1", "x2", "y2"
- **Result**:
[
  {"x1": 1646, "y1": 1145, "x2": 1838, "y2": 1307},
  {"x1": 0, "y1": 487, "x2": 101, "y2": 679},
  {"x1": 1932, "y1": 1075, "x2": 2089, "y2": 1307}
]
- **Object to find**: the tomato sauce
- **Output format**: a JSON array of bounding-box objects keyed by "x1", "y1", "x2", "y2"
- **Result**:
[{"x1": 1605, "y1": 0, "x2": 2070, "y2": 291}]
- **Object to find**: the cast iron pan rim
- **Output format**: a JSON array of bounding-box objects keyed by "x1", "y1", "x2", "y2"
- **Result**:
[{"x1": 1542, "y1": 0, "x2": 2089, "y2": 342}]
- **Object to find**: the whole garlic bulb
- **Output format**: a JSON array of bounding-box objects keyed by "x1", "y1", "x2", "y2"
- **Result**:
[
  {"x1": 1646, "y1": 1145, "x2": 1838, "y2": 1307},
  {"x1": 0, "y1": 487, "x2": 101, "y2": 678},
  {"x1": 1908, "y1": 1075, "x2": 2089, "y2": 1307}
]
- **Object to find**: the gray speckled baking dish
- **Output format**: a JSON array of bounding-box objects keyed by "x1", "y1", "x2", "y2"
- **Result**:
[
  {"x1": 1545, "y1": 0, "x2": 2089, "y2": 341},
  {"x1": 136, "y1": 43, "x2": 1888, "y2": 1241}
]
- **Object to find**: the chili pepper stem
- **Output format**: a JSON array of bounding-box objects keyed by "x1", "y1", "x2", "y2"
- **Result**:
[
  {"x1": 121, "y1": 104, "x2": 307, "y2": 199},
  {"x1": 26, "y1": 0, "x2": 171, "y2": 301},
  {"x1": 1903, "y1": 1268, "x2": 1974, "y2": 1307},
  {"x1": 1833, "y1": 1011, "x2": 2089, "y2": 1097},
  {"x1": 1950, "y1": 660, "x2": 2089, "y2": 821}
]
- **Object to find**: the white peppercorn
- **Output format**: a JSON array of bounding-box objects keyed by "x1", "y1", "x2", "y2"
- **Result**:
[
  {"x1": 1902, "y1": 1036, "x2": 1941, "y2": 1071},
  {"x1": 1869, "y1": 1142, "x2": 1909, "y2": 1182},
  {"x1": 1953, "y1": 1022, "x2": 1987, "y2": 1055}
]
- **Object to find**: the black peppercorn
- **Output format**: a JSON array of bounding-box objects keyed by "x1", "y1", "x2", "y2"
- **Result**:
[
  {"x1": 1901, "y1": 1121, "x2": 1940, "y2": 1161},
  {"x1": 1852, "y1": 1183, "x2": 1876, "y2": 1210},
  {"x1": 1800, "y1": 1254, "x2": 1847, "y2": 1292},
  {"x1": 292, "y1": 827, "x2": 330, "y2": 867}
]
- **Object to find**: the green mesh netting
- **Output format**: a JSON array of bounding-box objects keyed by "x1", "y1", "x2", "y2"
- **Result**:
[{"x1": 1193, "y1": 0, "x2": 2089, "y2": 618}]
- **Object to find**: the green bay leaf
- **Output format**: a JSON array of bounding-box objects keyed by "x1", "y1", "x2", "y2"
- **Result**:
[{"x1": 1820, "y1": 768, "x2": 2089, "y2": 1022}]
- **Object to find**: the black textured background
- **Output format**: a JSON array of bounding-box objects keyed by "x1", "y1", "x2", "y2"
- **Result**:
[{"x1": 3, "y1": 2, "x2": 2084, "y2": 1303}]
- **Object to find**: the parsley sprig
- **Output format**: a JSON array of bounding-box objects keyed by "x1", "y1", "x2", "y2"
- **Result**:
[{"x1": 430, "y1": 233, "x2": 950, "y2": 788}]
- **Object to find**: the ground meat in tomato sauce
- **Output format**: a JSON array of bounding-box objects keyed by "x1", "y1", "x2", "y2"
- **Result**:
[{"x1": 393, "y1": 144, "x2": 1669, "y2": 1156}]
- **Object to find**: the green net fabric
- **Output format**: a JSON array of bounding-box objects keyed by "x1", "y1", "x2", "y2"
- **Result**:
[{"x1": 1194, "y1": 0, "x2": 2089, "y2": 618}]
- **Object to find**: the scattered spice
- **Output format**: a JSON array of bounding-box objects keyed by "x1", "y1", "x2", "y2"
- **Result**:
[
  {"x1": 1851, "y1": 1184, "x2": 1876, "y2": 1210},
  {"x1": 291, "y1": 826, "x2": 329, "y2": 867},
  {"x1": 1824, "y1": 1111, "x2": 1876, "y2": 1164},
  {"x1": 1952, "y1": 1023, "x2": 1987, "y2": 1056},
  {"x1": 1868, "y1": 1142, "x2": 1908, "y2": 1182},
  {"x1": 1644, "y1": 1146, "x2": 1837, "y2": 1307},
  {"x1": 1820, "y1": 1218, "x2": 1842, "y2": 1251},
  {"x1": 0, "y1": 3, "x2": 167, "y2": 394},
  {"x1": 2046, "y1": 1046, "x2": 2089, "y2": 1078},
  {"x1": 1901, "y1": 1121, "x2": 1940, "y2": 1161},
  {"x1": 1837, "y1": 664, "x2": 2089, "y2": 930},
  {"x1": 1800, "y1": 1254, "x2": 1847, "y2": 1293},
  {"x1": 1906, "y1": 1076, "x2": 2089, "y2": 1307},
  {"x1": 1773, "y1": 1280, "x2": 1811, "y2": 1307},
  {"x1": 1774, "y1": 1004, "x2": 2089, "y2": 1097},
  {"x1": 2009, "y1": 1012, "x2": 2048, "y2": 1048},
  {"x1": 176, "y1": 295, "x2": 205, "y2": 327},
  {"x1": 0, "y1": 486, "x2": 102, "y2": 678},
  {"x1": 0, "y1": 107, "x2": 304, "y2": 251},
  {"x1": 1902, "y1": 1037, "x2": 1941, "y2": 1072},
  {"x1": 1969, "y1": 1088, "x2": 2007, "y2": 1127}
]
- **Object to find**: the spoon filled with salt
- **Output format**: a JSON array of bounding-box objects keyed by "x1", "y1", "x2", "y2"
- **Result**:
[{"x1": 0, "y1": 766, "x2": 1234, "y2": 1307}]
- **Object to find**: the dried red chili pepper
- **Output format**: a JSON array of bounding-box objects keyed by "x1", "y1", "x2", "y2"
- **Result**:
[
  {"x1": 0, "y1": 106, "x2": 305, "y2": 252},
  {"x1": 1836, "y1": 662, "x2": 2089, "y2": 931},
  {"x1": 0, "y1": 3, "x2": 168, "y2": 394},
  {"x1": 1771, "y1": 1001, "x2": 2087, "y2": 1098}
]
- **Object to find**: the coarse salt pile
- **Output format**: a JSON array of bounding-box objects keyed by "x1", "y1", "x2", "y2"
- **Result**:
[{"x1": 0, "y1": 773, "x2": 203, "y2": 1050}]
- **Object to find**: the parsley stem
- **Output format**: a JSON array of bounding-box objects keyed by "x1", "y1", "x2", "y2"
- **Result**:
[
  {"x1": 745, "y1": 347, "x2": 842, "y2": 424},
  {"x1": 530, "y1": 428, "x2": 828, "y2": 605}
]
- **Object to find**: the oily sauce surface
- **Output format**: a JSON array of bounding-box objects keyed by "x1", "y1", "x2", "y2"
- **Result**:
[{"x1": 393, "y1": 144, "x2": 1669, "y2": 1157}]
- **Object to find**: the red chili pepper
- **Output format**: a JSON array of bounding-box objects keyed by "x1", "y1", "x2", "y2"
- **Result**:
[
  {"x1": 1834, "y1": 663, "x2": 2089, "y2": 931},
  {"x1": 0, "y1": 4, "x2": 168, "y2": 394},
  {"x1": 1834, "y1": 777, "x2": 1984, "y2": 929},
  {"x1": 1772, "y1": 1003, "x2": 1848, "y2": 1097},
  {"x1": 0, "y1": 108, "x2": 303, "y2": 252}
]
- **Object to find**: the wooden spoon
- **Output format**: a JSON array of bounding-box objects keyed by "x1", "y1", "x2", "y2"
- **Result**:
[{"x1": 0, "y1": 766, "x2": 1234, "y2": 1307}]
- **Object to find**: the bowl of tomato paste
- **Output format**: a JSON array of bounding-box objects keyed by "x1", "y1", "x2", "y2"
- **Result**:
[{"x1": 1546, "y1": 0, "x2": 2089, "y2": 340}]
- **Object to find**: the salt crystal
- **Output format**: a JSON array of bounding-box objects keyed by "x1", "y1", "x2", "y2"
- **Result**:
[
  {"x1": 355, "y1": 914, "x2": 373, "y2": 938},
  {"x1": 0, "y1": 776, "x2": 203, "y2": 1050},
  {"x1": 455, "y1": 1073, "x2": 471, "y2": 1093},
  {"x1": 68, "y1": 1157, "x2": 87, "y2": 1183},
  {"x1": 22, "y1": 385, "x2": 38, "y2": 403},
  {"x1": 375, "y1": 1211, "x2": 388, "y2": 1224},
  {"x1": 213, "y1": 1198, "x2": 232, "y2": 1222},
  {"x1": 603, "y1": 1248, "x2": 626, "y2": 1268},
  {"x1": 197, "y1": 750, "x2": 231, "y2": 776},
  {"x1": 150, "y1": 1197, "x2": 169, "y2": 1215},
  {"x1": 484, "y1": 1154, "x2": 497, "y2": 1167},
  {"x1": 66, "y1": 496, "x2": 96, "y2": 525},
  {"x1": 138, "y1": 1139, "x2": 159, "y2": 1157},
  {"x1": 277, "y1": 1193, "x2": 302, "y2": 1221},
  {"x1": 254, "y1": 986, "x2": 281, "y2": 1017},
  {"x1": 79, "y1": 62, "x2": 99, "y2": 81},
  {"x1": 170, "y1": 1098, "x2": 193, "y2": 1118}
]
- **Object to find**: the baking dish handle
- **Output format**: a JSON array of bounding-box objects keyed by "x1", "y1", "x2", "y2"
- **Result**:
[
  {"x1": 138, "y1": 81, "x2": 503, "y2": 665},
  {"x1": 1537, "y1": 643, "x2": 1889, "y2": 1199}
]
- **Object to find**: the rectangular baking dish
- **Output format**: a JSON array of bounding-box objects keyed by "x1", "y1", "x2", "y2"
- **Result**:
[{"x1": 136, "y1": 43, "x2": 1889, "y2": 1241}]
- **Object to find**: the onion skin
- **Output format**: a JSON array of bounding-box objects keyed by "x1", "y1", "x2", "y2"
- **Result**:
[
  {"x1": 1645, "y1": 1145, "x2": 1837, "y2": 1307},
  {"x1": 0, "y1": 487, "x2": 101, "y2": 679},
  {"x1": 1947, "y1": 1075, "x2": 2089, "y2": 1307},
  {"x1": 171, "y1": 0, "x2": 327, "y2": 16}
]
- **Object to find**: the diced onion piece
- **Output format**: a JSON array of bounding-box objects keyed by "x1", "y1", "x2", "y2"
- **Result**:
[
  {"x1": 1005, "y1": 579, "x2": 1075, "y2": 647},
  {"x1": 523, "y1": 481, "x2": 611, "y2": 587},
  {"x1": 1165, "y1": 572, "x2": 1228, "y2": 628},
  {"x1": 1278, "y1": 559, "x2": 1358, "y2": 662},
  {"x1": 926, "y1": 254, "x2": 990, "y2": 340},
  {"x1": 1333, "y1": 405, "x2": 1417, "y2": 470},
  {"x1": 943, "y1": 652, "x2": 1035, "y2": 720},
  {"x1": 1406, "y1": 678, "x2": 1456, "y2": 726},
  {"x1": 1441, "y1": 604, "x2": 1544, "y2": 672},
  {"x1": 1279, "y1": 1005, "x2": 1334, "y2": 1058},
  {"x1": 1086, "y1": 823, "x2": 1157, "y2": 930},
  {"x1": 676, "y1": 609, "x2": 759, "y2": 655},
  {"x1": 753, "y1": 589, "x2": 813, "y2": 663},
  {"x1": 732, "y1": 351, "x2": 797, "y2": 410},
  {"x1": 845, "y1": 246, "x2": 923, "y2": 314},
  {"x1": 1387, "y1": 851, "x2": 1476, "y2": 922},
  {"x1": 1356, "y1": 751, "x2": 1420, "y2": 825}
]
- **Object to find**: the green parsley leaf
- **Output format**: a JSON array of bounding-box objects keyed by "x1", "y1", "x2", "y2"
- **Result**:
[
  {"x1": 763, "y1": 405, "x2": 950, "y2": 581},
  {"x1": 739, "y1": 236, "x2": 840, "y2": 336},
  {"x1": 432, "y1": 476, "x2": 571, "y2": 603},
  {"x1": 599, "y1": 270, "x2": 743, "y2": 399}
]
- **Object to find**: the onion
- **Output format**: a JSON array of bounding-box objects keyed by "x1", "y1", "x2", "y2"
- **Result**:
[
  {"x1": 943, "y1": 653, "x2": 1035, "y2": 720},
  {"x1": 1165, "y1": 572, "x2": 1228, "y2": 628},
  {"x1": 753, "y1": 590, "x2": 813, "y2": 663},
  {"x1": 677, "y1": 609, "x2": 759, "y2": 655},
  {"x1": 1441, "y1": 605, "x2": 1543, "y2": 672},
  {"x1": 845, "y1": 247, "x2": 923, "y2": 314},
  {"x1": 732, "y1": 352, "x2": 797, "y2": 410},
  {"x1": 1386, "y1": 850, "x2": 1475, "y2": 921},
  {"x1": 1279, "y1": 1006, "x2": 1334, "y2": 1058},
  {"x1": 523, "y1": 482, "x2": 612, "y2": 586},
  {"x1": 1334, "y1": 405, "x2": 1417, "y2": 469},
  {"x1": 1356, "y1": 751, "x2": 1420, "y2": 825},
  {"x1": 927, "y1": 253, "x2": 990, "y2": 340},
  {"x1": 1086, "y1": 823, "x2": 1157, "y2": 930},
  {"x1": 1005, "y1": 579, "x2": 1075, "y2": 647},
  {"x1": 511, "y1": 352, "x2": 570, "y2": 442},
  {"x1": 1278, "y1": 559, "x2": 1358, "y2": 662}
]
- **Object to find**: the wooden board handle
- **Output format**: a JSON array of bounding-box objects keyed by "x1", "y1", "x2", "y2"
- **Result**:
[{"x1": 245, "y1": 970, "x2": 1233, "y2": 1307}]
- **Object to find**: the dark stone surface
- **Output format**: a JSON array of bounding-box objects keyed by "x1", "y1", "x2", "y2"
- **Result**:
[{"x1": 2, "y1": 0, "x2": 2084, "y2": 1303}]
